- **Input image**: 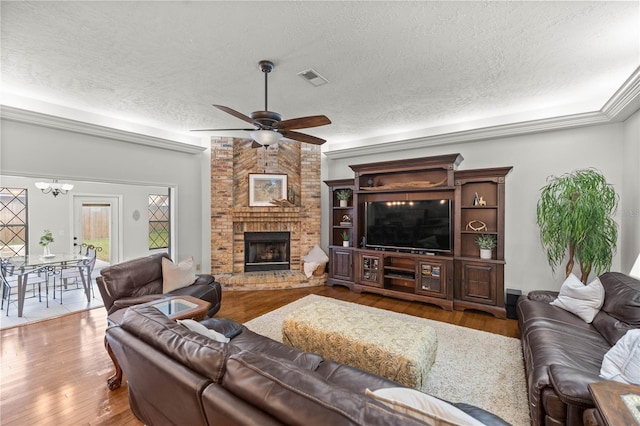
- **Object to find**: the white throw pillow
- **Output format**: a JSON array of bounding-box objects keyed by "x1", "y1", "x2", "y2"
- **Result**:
[
  {"x1": 303, "y1": 244, "x2": 329, "y2": 264},
  {"x1": 177, "y1": 319, "x2": 230, "y2": 343},
  {"x1": 600, "y1": 329, "x2": 640, "y2": 385},
  {"x1": 162, "y1": 257, "x2": 197, "y2": 293},
  {"x1": 366, "y1": 388, "x2": 484, "y2": 426},
  {"x1": 302, "y1": 245, "x2": 329, "y2": 278},
  {"x1": 549, "y1": 274, "x2": 604, "y2": 323}
]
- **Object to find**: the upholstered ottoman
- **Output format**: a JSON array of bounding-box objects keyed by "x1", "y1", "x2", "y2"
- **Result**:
[{"x1": 282, "y1": 299, "x2": 437, "y2": 389}]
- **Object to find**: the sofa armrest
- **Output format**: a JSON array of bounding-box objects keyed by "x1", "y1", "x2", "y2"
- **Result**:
[
  {"x1": 526, "y1": 290, "x2": 559, "y2": 303},
  {"x1": 548, "y1": 364, "x2": 603, "y2": 408},
  {"x1": 112, "y1": 294, "x2": 165, "y2": 311},
  {"x1": 194, "y1": 274, "x2": 215, "y2": 286}
]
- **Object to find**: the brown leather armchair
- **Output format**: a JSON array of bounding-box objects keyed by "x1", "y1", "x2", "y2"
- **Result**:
[{"x1": 96, "y1": 253, "x2": 221, "y2": 318}]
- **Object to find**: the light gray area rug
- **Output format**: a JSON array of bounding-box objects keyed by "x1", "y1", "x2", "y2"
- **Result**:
[{"x1": 245, "y1": 295, "x2": 530, "y2": 426}]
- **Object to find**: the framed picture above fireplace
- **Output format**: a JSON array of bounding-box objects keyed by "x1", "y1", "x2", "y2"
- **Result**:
[{"x1": 249, "y1": 173, "x2": 288, "y2": 206}]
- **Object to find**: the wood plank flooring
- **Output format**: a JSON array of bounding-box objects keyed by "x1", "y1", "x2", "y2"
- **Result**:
[{"x1": 0, "y1": 285, "x2": 520, "y2": 425}]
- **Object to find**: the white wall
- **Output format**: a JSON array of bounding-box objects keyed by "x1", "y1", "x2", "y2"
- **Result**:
[
  {"x1": 621, "y1": 108, "x2": 640, "y2": 273},
  {"x1": 323, "y1": 121, "x2": 636, "y2": 294},
  {"x1": 0, "y1": 119, "x2": 206, "y2": 268},
  {"x1": 0, "y1": 175, "x2": 169, "y2": 262}
]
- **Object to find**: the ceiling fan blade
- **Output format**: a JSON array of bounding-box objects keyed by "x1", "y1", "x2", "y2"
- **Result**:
[
  {"x1": 213, "y1": 104, "x2": 257, "y2": 125},
  {"x1": 190, "y1": 128, "x2": 255, "y2": 132},
  {"x1": 275, "y1": 115, "x2": 331, "y2": 131},
  {"x1": 281, "y1": 130, "x2": 326, "y2": 145}
]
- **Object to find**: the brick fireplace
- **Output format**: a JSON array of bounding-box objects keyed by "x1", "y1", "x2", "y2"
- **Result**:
[{"x1": 210, "y1": 138, "x2": 326, "y2": 290}]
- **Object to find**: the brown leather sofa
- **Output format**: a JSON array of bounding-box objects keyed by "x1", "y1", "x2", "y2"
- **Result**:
[
  {"x1": 96, "y1": 253, "x2": 222, "y2": 317},
  {"x1": 106, "y1": 305, "x2": 510, "y2": 426},
  {"x1": 517, "y1": 272, "x2": 640, "y2": 426}
]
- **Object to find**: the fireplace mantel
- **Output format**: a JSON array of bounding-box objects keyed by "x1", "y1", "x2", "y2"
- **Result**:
[{"x1": 232, "y1": 207, "x2": 301, "y2": 221}]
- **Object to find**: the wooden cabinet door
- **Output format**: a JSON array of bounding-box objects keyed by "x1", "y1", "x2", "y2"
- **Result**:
[
  {"x1": 417, "y1": 261, "x2": 444, "y2": 298},
  {"x1": 331, "y1": 248, "x2": 353, "y2": 281},
  {"x1": 457, "y1": 260, "x2": 498, "y2": 305},
  {"x1": 357, "y1": 253, "x2": 383, "y2": 287}
]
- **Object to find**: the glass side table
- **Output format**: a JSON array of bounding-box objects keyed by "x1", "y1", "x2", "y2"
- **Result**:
[{"x1": 151, "y1": 296, "x2": 210, "y2": 320}]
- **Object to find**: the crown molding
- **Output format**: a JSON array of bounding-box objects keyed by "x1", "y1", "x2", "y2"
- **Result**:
[
  {"x1": 0, "y1": 105, "x2": 206, "y2": 154},
  {"x1": 602, "y1": 66, "x2": 640, "y2": 120},
  {"x1": 324, "y1": 67, "x2": 640, "y2": 160}
]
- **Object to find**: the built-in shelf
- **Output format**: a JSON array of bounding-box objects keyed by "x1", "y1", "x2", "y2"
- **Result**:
[{"x1": 325, "y1": 155, "x2": 511, "y2": 318}]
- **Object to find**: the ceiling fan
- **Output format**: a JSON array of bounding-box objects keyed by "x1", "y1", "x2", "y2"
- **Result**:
[{"x1": 192, "y1": 60, "x2": 331, "y2": 148}]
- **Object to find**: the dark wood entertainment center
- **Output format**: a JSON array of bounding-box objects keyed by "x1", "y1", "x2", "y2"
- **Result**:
[{"x1": 325, "y1": 153, "x2": 512, "y2": 318}]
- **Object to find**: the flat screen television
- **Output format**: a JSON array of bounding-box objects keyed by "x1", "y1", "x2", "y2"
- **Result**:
[{"x1": 365, "y1": 199, "x2": 452, "y2": 253}]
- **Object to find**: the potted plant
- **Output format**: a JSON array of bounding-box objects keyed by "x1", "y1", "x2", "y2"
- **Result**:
[
  {"x1": 537, "y1": 168, "x2": 618, "y2": 283},
  {"x1": 39, "y1": 229, "x2": 54, "y2": 256},
  {"x1": 475, "y1": 234, "x2": 497, "y2": 259},
  {"x1": 341, "y1": 231, "x2": 350, "y2": 247},
  {"x1": 336, "y1": 189, "x2": 352, "y2": 207}
]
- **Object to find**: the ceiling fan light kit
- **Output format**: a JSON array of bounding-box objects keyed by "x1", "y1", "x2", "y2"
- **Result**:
[
  {"x1": 193, "y1": 60, "x2": 331, "y2": 147},
  {"x1": 250, "y1": 129, "x2": 283, "y2": 146}
]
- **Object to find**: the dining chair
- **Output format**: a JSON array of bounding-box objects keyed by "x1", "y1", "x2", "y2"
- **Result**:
[
  {"x1": 1, "y1": 260, "x2": 50, "y2": 316},
  {"x1": 56, "y1": 246, "x2": 98, "y2": 303}
]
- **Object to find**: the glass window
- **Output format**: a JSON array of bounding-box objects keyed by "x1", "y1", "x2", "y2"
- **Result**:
[
  {"x1": 0, "y1": 188, "x2": 28, "y2": 256},
  {"x1": 149, "y1": 194, "x2": 169, "y2": 249}
]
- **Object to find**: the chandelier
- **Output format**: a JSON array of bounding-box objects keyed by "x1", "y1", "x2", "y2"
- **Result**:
[{"x1": 35, "y1": 179, "x2": 74, "y2": 197}]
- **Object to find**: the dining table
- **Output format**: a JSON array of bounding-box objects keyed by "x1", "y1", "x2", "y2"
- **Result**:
[{"x1": 4, "y1": 253, "x2": 91, "y2": 317}]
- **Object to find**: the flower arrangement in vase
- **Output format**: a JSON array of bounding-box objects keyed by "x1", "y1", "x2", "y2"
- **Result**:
[{"x1": 39, "y1": 229, "x2": 54, "y2": 257}]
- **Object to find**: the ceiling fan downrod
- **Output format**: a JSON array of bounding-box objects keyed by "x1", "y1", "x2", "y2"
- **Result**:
[{"x1": 259, "y1": 60, "x2": 274, "y2": 112}]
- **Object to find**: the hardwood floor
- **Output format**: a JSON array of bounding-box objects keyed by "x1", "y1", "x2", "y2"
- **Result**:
[{"x1": 0, "y1": 285, "x2": 520, "y2": 425}]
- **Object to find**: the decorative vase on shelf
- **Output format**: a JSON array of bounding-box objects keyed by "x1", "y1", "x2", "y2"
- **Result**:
[
  {"x1": 339, "y1": 199, "x2": 348, "y2": 207},
  {"x1": 343, "y1": 241, "x2": 350, "y2": 247},
  {"x1": 480, "y1": 249, "x2": 492, "y2": 260},
  {"x1": 43, "y1": 245, "x2": 51, "y2": 257}
]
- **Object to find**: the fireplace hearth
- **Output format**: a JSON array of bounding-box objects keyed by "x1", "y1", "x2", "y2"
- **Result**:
[{"x1": 244, "y1": 232, "x2": 290, "y2": 272}]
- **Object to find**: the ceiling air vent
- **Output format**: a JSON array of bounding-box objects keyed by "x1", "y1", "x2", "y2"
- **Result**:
[{"x1": 297, "y1": 68, "x2": 329, "y2": 87}]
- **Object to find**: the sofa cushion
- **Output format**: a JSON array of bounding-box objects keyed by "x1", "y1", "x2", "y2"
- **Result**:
[
  {"x1": 550, "y1": 274, "x2": 604, "y2": 323},
  {"x1": 162, "y1": 257, "x2": 197, "y2": 293},
  {"x1": 229, "y1": 327, "x2": 323, "y2": 371},
  {"x1": 518, "y1": 295, "x2": 604, "y2": 340},
  {"x1": 120, "y1": 306, "x2": 227, "y2": 382},
  {"x1": 600, "y1": 329, "x2": 640, "y2": 385},
  {"x1": 315, "y1": 359, "x2": 401, "y2": 394},
  {"x1": 365, "y1": 387, "x2": 483, "y2": 426},
  {"x1": 591, "y1": 310, "x2": 636, "y2": 346},
  {"x1": 599, "y1": 272, "x2": 640, "y2": 327},
  {"x1": 222, "y1": 350, "x2": 426, "y2": 426}
]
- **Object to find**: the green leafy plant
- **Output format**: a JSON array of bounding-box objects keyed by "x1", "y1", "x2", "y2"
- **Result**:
[
  {"x1": 536, "y1": 168, "x2": 618, "y2": 283},
  {"x1": 335, "y1": 189, "x2": 352, "y2": 201},
  {"x1": 341, "y1": 231, "x2": 350, "y2": 241},
  {"x1": 474, "y1": 234, "x2": 497, "y2": 250},
  {"x1": 39, "y1": 229, "x2": 54, "y2": 247}
]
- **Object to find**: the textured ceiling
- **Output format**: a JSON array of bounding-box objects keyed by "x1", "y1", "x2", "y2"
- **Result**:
[{"x1": 1, "y1": 1, "x2": 639, "y2": 150}]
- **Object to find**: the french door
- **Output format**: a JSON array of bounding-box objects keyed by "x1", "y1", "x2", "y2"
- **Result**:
[{"x1": 72, "y1": 195, "x2": 121, "y2": 265}]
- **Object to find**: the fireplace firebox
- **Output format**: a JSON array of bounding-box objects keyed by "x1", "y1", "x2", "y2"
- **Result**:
[{"x1": 244, "y1": 232, "x2": 290, "y2": 272}]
